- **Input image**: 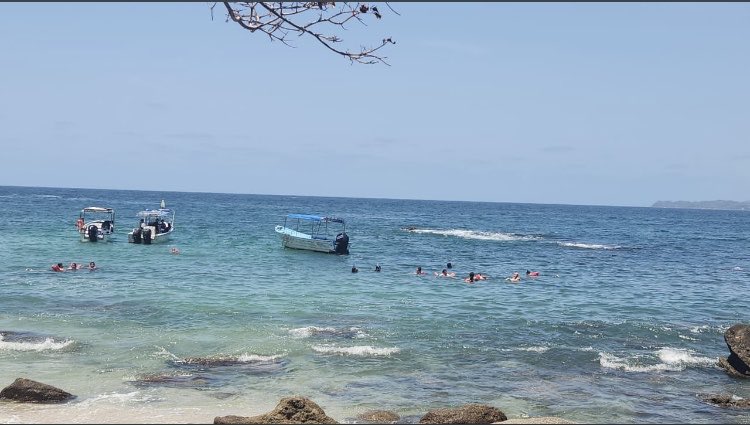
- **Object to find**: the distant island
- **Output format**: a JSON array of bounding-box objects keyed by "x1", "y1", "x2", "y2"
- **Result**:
[{"x1": 652, "y1": 200, "x2": 750, "y2": 210}]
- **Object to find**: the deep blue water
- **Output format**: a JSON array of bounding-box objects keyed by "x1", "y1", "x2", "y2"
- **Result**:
[{"x1": 0, "y1": 185, "x2": 749, "y2": 423}]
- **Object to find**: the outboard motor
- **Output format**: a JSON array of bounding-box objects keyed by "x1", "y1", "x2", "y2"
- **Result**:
[
  {"x1": 142, "y1": 228, "x2": 152, "y2": 245},
  {"x1": 334, "y1": 232, "x2": 350, "y2": 255},
  {"x1": 131, "y1": 228, "x2": 142, "y2": 244},
  {"x1": 87, "y1": 225, "x2": 99, "y2": 242}
]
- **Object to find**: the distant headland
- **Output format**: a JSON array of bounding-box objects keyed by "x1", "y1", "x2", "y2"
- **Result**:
[{"x1": 652, "y1": 200, "x2": 750, "y2": 210}]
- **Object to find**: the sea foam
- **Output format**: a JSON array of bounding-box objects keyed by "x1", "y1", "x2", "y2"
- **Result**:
[
  {"x1": 599, "y1": 348, "x2": 716, "y2": 373},
  {"x1": 557, "y1": 242, "x2": 622, "y2": 250},
  {"x1": 405, "y1": 228, "x2": 539, "y2": 242},
  {"x1": 0, "y1": 335, "x2": 74, "y2": 352},
  {"x1": 289, "y1": 326, "x2": 367, "y2": 339},
  {"x1": 311, "y1": 345, "x2": 400, "y2": 357}
]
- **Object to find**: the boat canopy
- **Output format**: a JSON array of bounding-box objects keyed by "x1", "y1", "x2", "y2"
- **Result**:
[
  {"x1": 286, "y1": 214, "x2": 345, "y2": 224},
  {"x1": 83, "y1": 207, "x2": 114, "y2": 213},
  {"x1": 137, "y1": 209, "x2": 174, "y2": 219}
]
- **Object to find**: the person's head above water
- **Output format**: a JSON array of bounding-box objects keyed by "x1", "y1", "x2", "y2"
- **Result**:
[{"x1": 447, "y1": 262, "x2": 452, "y2": 269}]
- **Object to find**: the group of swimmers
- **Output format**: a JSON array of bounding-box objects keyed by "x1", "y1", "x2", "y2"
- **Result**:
[
  {"x1": 51, "y1": 261, "x2": 97, "y2": 272},
  {"x1": 351, "y1": 261, "x2": 541, "y2": 284}
]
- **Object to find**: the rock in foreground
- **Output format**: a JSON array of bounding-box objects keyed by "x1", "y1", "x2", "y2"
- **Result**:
[
  {"x1": 0, "y1": 378, "x2": 75, "y2": 403},
  {"x1": 703, "y1": 394, "x2": 750, "y2": 409},
  {"x1": 214, "y1": 396, "x2": 338, "y2": 424},
  {"x1": 718, "y1": 324, "x2": 750, "y2": 378},
  {"x1": 419, "y1": 403, "x2": 507, "y2": 424}
]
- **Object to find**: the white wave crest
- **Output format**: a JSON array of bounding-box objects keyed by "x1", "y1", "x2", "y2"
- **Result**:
[
  {"x1": 77, "y1": 391, "x2": 161, "y2": 406},
  {"x1": 690, "y1": 325, "x2": 711, "y2": 334},
  {"x1": 290, "y1": 326, "x2": 335, "y2": 338},
  {"x1": 152, "y1": 346, "x2": 181, "y2": 361},
  {"x1": 311, "y1": 345, "x2": 400, "y2": 357},
  {"x1": 678, "y1": 334, "x2": 698, "y2": 341},
  {"x1": 501, "y1": 346, "x2": 550, "y2": 353},
  {"x1": 406, "y1": 228, "x2": 540, "y2": 242},
  {"x1": 557, "y1": 242, "x2": 621, "y2": 250},
  {"x1": 657, "y1": 348, "x2": 716, "y2": 366},
  {"x1": 0, "y1": 335, "x2": 74, "y2": 352},
  {"x1": 289, "y1": 326, "x2": 367, "y2": 339},
  {"x1": 236, "y1": 353, "x2": 283, "y2": 363},
  {"x1": 599, "y1": 348, "x2": 716, "y2": 373}
]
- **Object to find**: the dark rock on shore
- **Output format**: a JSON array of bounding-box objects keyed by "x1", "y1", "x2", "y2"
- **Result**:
[
  {"x1": 418, "y1": 403, "x2": 507, "y2": 424},
  {"x1": 702, "y1": 394, "x2": 750, "y2": 408},
  {"x1": 214, "y1": 396, "x2": 338, "y2": 424},
  {"x1": 356, "y1": 409, "x2": 400, "y2": 423},
  {"x1": 0, "y1": 378, "x2": 75, "y2": 403},
  {"x1": 172, "y1": 355, "x2": 287, "y2": 375},
  {"x1": 718, "y1": 324, "x2": 750, "y2": 378}
]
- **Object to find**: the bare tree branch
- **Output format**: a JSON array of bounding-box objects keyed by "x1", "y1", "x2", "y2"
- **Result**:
[{"x1": 219, "y1": 2, "x2": 397, "y2": 65}]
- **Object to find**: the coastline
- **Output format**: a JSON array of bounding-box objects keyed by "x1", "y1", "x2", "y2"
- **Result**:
[{"x1": 0, "y1": 400, "x2": 578, "y2": 424}]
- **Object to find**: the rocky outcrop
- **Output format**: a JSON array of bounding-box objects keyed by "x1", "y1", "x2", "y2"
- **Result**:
[
  {"x1": 214, "y1": 396, "x2": 338, "y2": 424},
  {"x1": 718, "y1": 324, "x2": 750, "y2": 378},
  {"x1": 0, "y1": 378, "x2": 75, "y2": 403},
  {"x1": 702, "y1": 394, "x2": 750, "y2": 409},
  {"x1": 356, "y1": 410, "x2": 400, "y2": 423},
  {"x1": 419, "y1": 403, "x2": 507, "y2": 424}
]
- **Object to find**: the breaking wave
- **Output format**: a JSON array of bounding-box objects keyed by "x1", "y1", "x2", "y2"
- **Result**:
[
  {"x1": 0, "y1": 333, "x2": 74, "y2": 352},
  {"x1": 311, "y1": 345, "x2": 400, "y2": 357},
  {"x1": 403, "y1": 228, "x2": 540, "y2": 242},
  {"x1": 557, "y1": 242, "x2": 623, "y2": 250},
  {"x1": 599, "y1": 348, "x2": 716, "y2": 373},
  {"x1": 289, "y1": 326, "x2": 368, "y2": 339}
]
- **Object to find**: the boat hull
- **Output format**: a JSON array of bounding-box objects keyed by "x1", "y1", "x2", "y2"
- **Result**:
[
  {"x1": 79, "y1": 221, "x2": 115, "y2": 243},
  {"x1": 275, "y1": 226, "x2": 335, "y2": 253},
  {"x1": 128, "y1": 227, "x2": 173, "y2": 244}
]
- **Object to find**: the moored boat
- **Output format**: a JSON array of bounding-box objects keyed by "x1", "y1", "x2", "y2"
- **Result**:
[
  {"x1": 274, "y1": 214, "x2": 350, "y2": 254},
  {"x1": 127, "y1": 200, "x2": 175, "y2": 244},
  {"x1": 76, "y1": 207, "x2": 116, "y2": 243}
]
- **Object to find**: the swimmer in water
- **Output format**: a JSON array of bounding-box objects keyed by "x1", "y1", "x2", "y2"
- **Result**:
[
  {"x1": 506, "y1": 272, "x2": 521, "y2": 283},
  {"x1": 435, "y1": 269, "x2": 456, "y2": 278},
  {"x1": 526, "y1": 270, "x2": 540, "y2": 277},
  {"x1": 415, "y1": 267, "x2": 427, "y2": 276}
]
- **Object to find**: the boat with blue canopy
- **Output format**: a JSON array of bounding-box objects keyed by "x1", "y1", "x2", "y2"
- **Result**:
[
  {"x1": 275, "y1": 214, "x2": 350, "y2": 254},
  {"x1": 127, "y1": 200, "x2": 175, "y2": 244}
]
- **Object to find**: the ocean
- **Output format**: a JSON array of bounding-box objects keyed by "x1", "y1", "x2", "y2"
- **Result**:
[{"x1": 0, "y1": 185, "x2": 748, "y2": 424}]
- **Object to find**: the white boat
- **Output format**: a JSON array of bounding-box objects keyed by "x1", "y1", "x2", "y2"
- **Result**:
[
  {"x1": 127, "y1": 200, "x2": 175, "y2": 244},
  {"x1": 275, "y1": 214, "x2": 350, "y2": 254},
  {"x1": 77, "y1": 207, "x2": 116, "y2": 243}
]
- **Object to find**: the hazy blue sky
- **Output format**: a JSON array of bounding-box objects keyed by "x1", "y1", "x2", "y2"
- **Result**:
[{"x1": 1, "y1": 3, "x2": 748, "y2": 206}]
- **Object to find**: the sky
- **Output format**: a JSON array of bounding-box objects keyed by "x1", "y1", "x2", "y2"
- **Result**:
[{"x1": 1, "y1": 2, "x2": 748, "y2": 207}]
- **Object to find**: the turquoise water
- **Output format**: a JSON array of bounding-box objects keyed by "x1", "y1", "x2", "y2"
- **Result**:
[{"x1": 0, "y1": 186, "x2": 749, "y2": 424}]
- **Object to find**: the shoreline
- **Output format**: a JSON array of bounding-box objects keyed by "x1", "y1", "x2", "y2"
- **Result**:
[{"x1": 0, "y1": 388, "x2": 581, "y2": 424}]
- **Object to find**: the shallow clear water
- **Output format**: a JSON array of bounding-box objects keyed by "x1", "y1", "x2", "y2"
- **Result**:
[{"x1": 0, "y1": 186, "x2": 749, "y2": 423}]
